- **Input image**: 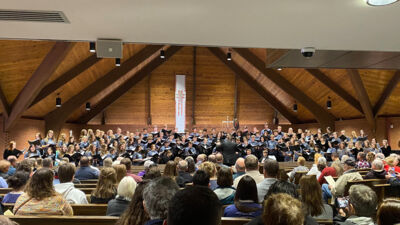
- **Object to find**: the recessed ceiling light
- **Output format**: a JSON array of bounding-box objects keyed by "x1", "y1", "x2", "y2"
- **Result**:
[
  {"x1": 366, "y1": 0, "x2": 399, "y2": 6},
  {"x1": 277, "y1": 68, "x2": 283, "y2": 71}
]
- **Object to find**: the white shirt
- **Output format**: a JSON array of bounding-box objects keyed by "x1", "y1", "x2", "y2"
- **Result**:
[{"x1": 54, "y1": 182, "x2": 88, "y2": 204}]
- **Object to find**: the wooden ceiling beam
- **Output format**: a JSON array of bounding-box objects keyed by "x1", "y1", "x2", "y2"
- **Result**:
[
  {"x1": 306, "y1": 69, "x2": 363, "y2": 113},
  {"x1": 30, "y1": 54, "x2": 101, "y2": 107},
  {"x1": 208, "y1": 47, "x2": 300, "y2": 124},
  {"x1": 347, "y1": 69, "x2": 376, "y2": 132},
  {"x1": 373, "y1": 71, "x2": 400, "y2": 117},
  {"x1": 74, "y1": 46, "x2": 182, "y2": 124},
  {"x1": 0, "y1": 86, "x2": 10, "y2": 118},
  {"x1": 4, "y1": 42, "x2": 74, "y2": 131},
  {"x1": 234, "y1": 48, "x2": 335, "y2": 129},
  {"x1": 44, "y1": 45, "x2": 163, "y2": 135}
]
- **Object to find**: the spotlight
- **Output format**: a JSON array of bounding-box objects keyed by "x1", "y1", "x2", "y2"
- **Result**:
[
  {"x1": 89, "y1": 42, "x2": 96, "y2": 53},
  {"x1": 86, "y1": 102, "x2": 91, "y2": 111},
  {"x1": 327, "y1": 97, "x2": 332, "y2": 110},
  {"x1": 160, "y1": 50, "x2": 165, "y2": 59},
  {"x1": 293, "y1": 103, "x2": 298, "y2": 112},
  {"x1": 56, "y1": 94, "x2": 61, "y2": 108},
  {"x1": 366, "y1": 0, "x2": 399, "y2": 6},
  {"x1": 116, "y1": 58, "x2": 121, "y2": 67},
  {"x1": 227, "y1": 52, "x2": 232, "y2": 61},
  {"x1": 277, "y1": 68, "x2": 283, "y2": 71}
]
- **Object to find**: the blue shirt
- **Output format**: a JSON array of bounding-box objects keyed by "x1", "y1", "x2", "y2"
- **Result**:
[
  {"x1": 7, "y1": 166, "x2": 16, "y2": 176},
  {"x1": 2, "y1": 193, "x2": 22, "y2": 203},
  {"x1": 223, "y1": 202, "x2": 262, "y2": 218},
  {"x1": 75, "y1": 166, "x2": 99, "y2": 180},
  {"x1": 144, "y1": 219, "x2": 164, "y2": 225},
  {"x1": 0, "y1": 177, "x2": 8, "y2": 188}
]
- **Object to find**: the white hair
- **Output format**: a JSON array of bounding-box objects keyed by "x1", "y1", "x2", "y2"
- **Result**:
[
  {"x1": 318, "y1": 157, "x2": 327, "y2": 166},
  {"x1": 117, "y1": 176, "x2": 137, "y2": 200},
  {"x1": 372, "y1": 159, "x2": 384, "y2": 170},
  {"x1": 375, "y1": 153, "x2": 385, "y2": 160}
]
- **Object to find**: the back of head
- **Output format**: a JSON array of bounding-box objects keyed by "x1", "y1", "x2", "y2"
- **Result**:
[
  {"x1": 36, "y1": 158, "x2": 43, "y2": 167},
  {"x1": 263, "y1": 193, "x2": 304, "y2": 225},
  {"x1": 193, "y1": 170, "x2": 210, "y2": 186},
  {"x1": 215, "y1": 153, "x2": 223, "y2": 163},
  {"x1": 7, "y1": 171, "x2": 30, "y2": 190},
  {"x1": 245, "y1": 155, "x2": 259, "y2": 171},
  {"x1": 377, "y1": 198, "x2": 400, "y2": 225},
  {"x1": 117, "y1": 176, "x2": 137, "y2": 200},
  {"x1": 80, "y1": 156, "x2": 89, "y2": 167},
  {"x1": 217, "y1": 167, "x2": 233, "y2": 188},
  {"x1": 103, "y1": 158, "x2": 113, "y2": 167},
  {"x1": 299, "y1": 175, "x2": 323, "y2": 216},
  {"x1": 143, "y1": 177, "x2": 179, "y2": 220},
  {"x1": 7, "y1": 156, "x2": 17, "y2": 166},
  {"x1": 235, "y1": 158, "x2": 245, "y2": 172},
  {"x1": 198, "y1": 161, "x2": 216, "y2": 177},
  {"x1": 168, "y1": 186, "x2": 222, "y2": 225},
  {"x1": 16, "y1": 159, "x2": 32, "y2": 174},
  {"x1": 144, "y1": 166, "x2": 161, "y2": 180},
  {"x1": 208, "y1": 154, "x2": 216, "y2": 163},
  {"x1": 185, "y1": 157, "x2": 196, "y2": 173},
  {"x1": 58, "y1": 163, "x2": 76, "y2": 183},
  {"x1": 164, "y1": 161, "x2": 177, "y2": 177},
  {"x1": 177, "y1": 160, "x2": 188, "y2": 172},
  {"x1": 94, "y1": 167, "x2": 117, "y2": 199},
  {"x1": 42, "y1": 158, "x2": 53, "y2": 168},
  {"x1": 26, "y1": 168, "x2": 55, "y2": 200},
  {"x1": 263, "y1": 159, "x2": 279, "y2": 178},
  {"x1": 266, "y1": 180, "x2": 298, "y2": 200},
  {"x1": 372, "y1": 159, "x2": 384, "y2": 170},
  {"x1": 0, "y1": 160, "x2": 10, "y2": 173},
  {"x1": 112, "y1": 164, "x2": 127, "y2": 183},
  {"x1": 349, "y1": 185, "x2": 377, "y2": 217},
  {"x1": 297, "y1": 157, "x2": 306, "y2": 166},
  {"x1": 235, "y1": 175, "x2": 258, "y2": 203},
  {"x1": 120, "y1": 158, "x2": 132, "y2": 171}
]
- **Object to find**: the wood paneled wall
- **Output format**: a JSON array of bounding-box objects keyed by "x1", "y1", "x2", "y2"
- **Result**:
[{"x1": 87, "y1": 47, "x2": 283, "y2": 128}]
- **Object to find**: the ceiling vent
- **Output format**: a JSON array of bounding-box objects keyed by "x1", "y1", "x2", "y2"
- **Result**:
[{"x1": 0, "y1": 9, "x2": 69, "y2": 23}]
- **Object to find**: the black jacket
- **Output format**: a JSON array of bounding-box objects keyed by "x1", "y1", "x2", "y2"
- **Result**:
[
  {"x1": 106, "y1": 196, "x2": 130, "y2": 216},
  {"x1": 176, "y1": 171, "x2": 193, "y2": 187},
  {"x1": 364, "y1": 170, "x2": 387, "y2": 179},
  {"x1": 220, "y1": 141, "x2": 238, "y2": 166}
]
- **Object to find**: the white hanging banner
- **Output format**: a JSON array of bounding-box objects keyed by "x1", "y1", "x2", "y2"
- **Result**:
[{"x1": 175, "y1": 75, "x2": 186, "y2": 133}]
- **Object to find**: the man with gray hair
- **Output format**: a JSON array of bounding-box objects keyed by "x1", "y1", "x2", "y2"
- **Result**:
[
  {"x1": 232, "y1": 157, "x2": 245, "y2": 179},
  {"x1": 143, "y1": 177, "x2": 179, "y2": 225},
  {"x1": 337, "y1": 185, "x2": 377, "y2": 225},
  {"x1": 364, "y1": 159, "x2": 387, "y2": 179},
  {"x1": 233, "y1": 155, "x2": 264, "y2": 188},
  {"x1": 175, "y1": 160, "x2": 193, "y2": 187},
  {"x1": 257, "y1": 159, "x2": 279, "y2": 202}
]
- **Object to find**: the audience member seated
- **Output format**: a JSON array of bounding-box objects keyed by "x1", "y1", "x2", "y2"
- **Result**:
[
  {"x1": 13, "y1": 168, "x2": 73, "y2": 216},
  {"x1": 42, "y1": 158, "x2": 53, "y2": 169},
  {"x1": 6, "y1": 156, "x2": 17, "y2": 176},
  {"x1": 198, "y1": 161, "x2": 217, "y2": 190},
  {"x1": 224, "y1": 175, "x2": 262, "y2": 218},
  {"x1": 113, "y1": 164, "x2": 127, "y2": 184},
  {"x1": 245, "y1": 180, "x2": 318, "y2": 225},
  {"x1": 233, "y1": 155, "x2": 264, "y2": 188},
  {"x1": 138, "y1": 161, "x2": 154, "y2": 177},
  {"x1": 2, "y1": 171, "x2": 29, "y2": 203},
  {"x1": 175, "y1": 160, "x2": 193, "y2": 187},
  {"x1": 192, "y1": 170, "x2": 210, "y2": 186},
  {"x1": 54, "y1": 163, "x2": 88, "y2": 204},
  {"x1": 307, "y1": 156, "x2": 326, "y2": 179},
  {"x1": 263, "y1": 193, "x2": 304, "y2": 225},
  {"x1": 163, "y1": 161, "x2": 177, "y2": 179},
  {"x1": 116, "y1": 180, "x2": 150, "y2": 225},
  {"x1": 289, "y1": 157, "x2": 309, "y2": 181},
  {"x1": 75, "y1": 156, "x2": 99, "y2": 180},
  {"x1": 142, "y1": 177, "x2": 179, "y2": 225},
  {"x1": 90, "y1": 167, "x2": 117, "y2": 204},
  {"x1": 120, "y1": 158, "x2": 143, "y2": 183},
  {"x1": 364, "y1": 159, "x2": 387, "y2": 179},
  {"x1": 334, "y1": 185, "x2": 377, "y2": 225},
  {"x1": 215, "y1": 153, "x2": 229, "y2": 169},
  {"x1": 384, "y1": 155, "x2": 400, "y2": 173},
  {"x1": 322, "y1": 158, "x2": 362, "y2": 202},
  {"x1": 167, "y1": 186, "x2": 222, "y2": 225},
  {"x1": 15, "y1": 160, "x2": 33, "y2": 175},
  {"x1": 214, "y1": 167, "x2": 235, "y2": 204},
  {"x1": 143, "y1": 166, "x2": 162, "y2": 180},
  {"x1": 318, "y1": 160, "x2": 342, "y2": 185},
  {"x1": 299, "y1": 175, "x2": 333, "y2": 220},
  {"x1": 356, "y1": 152, "x2": 370, "y2": 169},
  {"x1": 0, "y1": 160, "x2": 11, "y2": 179},
  {"x1": 185, "y1": 156, "x2": 196, "y2": 174},
  {"x1": 103, "y1": 158, "x2": 113, "y2": 168},
  {"x1": 195, "y1": 154, "x2": 207, "y2": 168},
  {"x1": 256, "y1": 159, "x2": 279, "y2": 203},
  {"x1": 232, "y1": 158, "x2": 245, "y2": 179},
  {"x1": 376, "y1": 198, "x2": 400, "y2": 225},
  {"x1": 107, "y1": 176, "x2": 137, "y2": 216}
]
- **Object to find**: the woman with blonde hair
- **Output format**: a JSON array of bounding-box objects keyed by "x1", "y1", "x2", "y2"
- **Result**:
[
  {"x1": 377, "y1": 198, "x2": 400, "y2": 225},
  {"x1": 107, "y1": 176, "x2": 137, "y2": 216},
  {"x1": 113, "y1": 164, "x2": 127, "y2": 184},
  {"x1": 13, "y1": 168, "x2": 73, "y2": 215},
  {"x1": 263, "y1": 193, "x2": 304, "y2": 225},
  {"x1": 198, "y1": 161, "x2": 218, "y2": 190},
  {"x1": 90, "y1": 167, "x2": 117, "y2": 204}
]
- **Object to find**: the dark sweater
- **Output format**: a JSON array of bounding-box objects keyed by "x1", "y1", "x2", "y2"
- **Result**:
[
  {"x1": 364, "y1": 170, "x2": 387, "y2": 179},
  {"x1": 106, "y1": 196, "x2": 130, "y2": 216}
]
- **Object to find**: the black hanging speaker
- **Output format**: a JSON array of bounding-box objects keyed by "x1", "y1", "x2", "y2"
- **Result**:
[
  {"x1": 327, "y1": 97, "x2": 332, "y2": 109},
  {"x1": 56, "y1": 96, "x2": 61, "y2": 108},
  {"x1": 86, "y1": 102, "x2": 91, "y2": 111},
  {"x1": 293, "y1": 103, "x2": 298, "y2": 112}
]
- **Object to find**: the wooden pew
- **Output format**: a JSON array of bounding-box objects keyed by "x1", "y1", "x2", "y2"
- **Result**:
[
  {"x1": 74, "y1": 184, "x2": 97, "y2": 189},
  {"x1": 221, "y1": 217, "x2": 250, "y2": 225},
  {"x1": 3, "y1": 204, "x2": 108, "y2": 216},
  {"x1": 0, "y1": 188, "x2": 95, "y2": 195},
  {"x1": 344, "y1": 179, "x2": 387, "y2": 196},
  {"x1": 7, "y1": 216, "x2": 118, "y2": 225},
  {"x1": 79, "y1": 179, "x2": 98, "y2": 184}
]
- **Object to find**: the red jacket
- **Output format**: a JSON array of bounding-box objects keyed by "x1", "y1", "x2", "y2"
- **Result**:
[{"x1": 318, "y1": 167, "x2": 337, "y2": 185}]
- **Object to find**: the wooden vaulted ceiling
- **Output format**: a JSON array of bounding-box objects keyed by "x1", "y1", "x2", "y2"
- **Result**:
[{"x1": 0, "y1": 39, "x2": 399, "y2": 132}]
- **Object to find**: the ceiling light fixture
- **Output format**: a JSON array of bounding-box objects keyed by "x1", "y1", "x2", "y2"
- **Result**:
[
  {"x1": 227, "y1": 52, "x2": 232, "y2": 61},
  {"x1": 327, "y1": 97, "x2": 332, "y2": 110},
  {"x1": 89, "y1": 42, "x2": 96, "y2": 53},
  {"x1": 293, "y1": 102, "x2": 298, "y2": 112},
  {"x1": 160, "y1": 50, "x2": 165, "y2": 59},
  {"x1": 86, "y1": 102, "x2": 91, "y2": 111},
  {"x1": 277, "y1": 68, "x2": 283, "y2": 71},
  {"x1": 115, "y1": 58, "x2": 121, "y2": 67},
  {"x1": 56, "y1": 93, "x2": 61, "y2": 108},
  {"x1": 366, "y1": 0, "x2": 399, "y2": 6}
]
